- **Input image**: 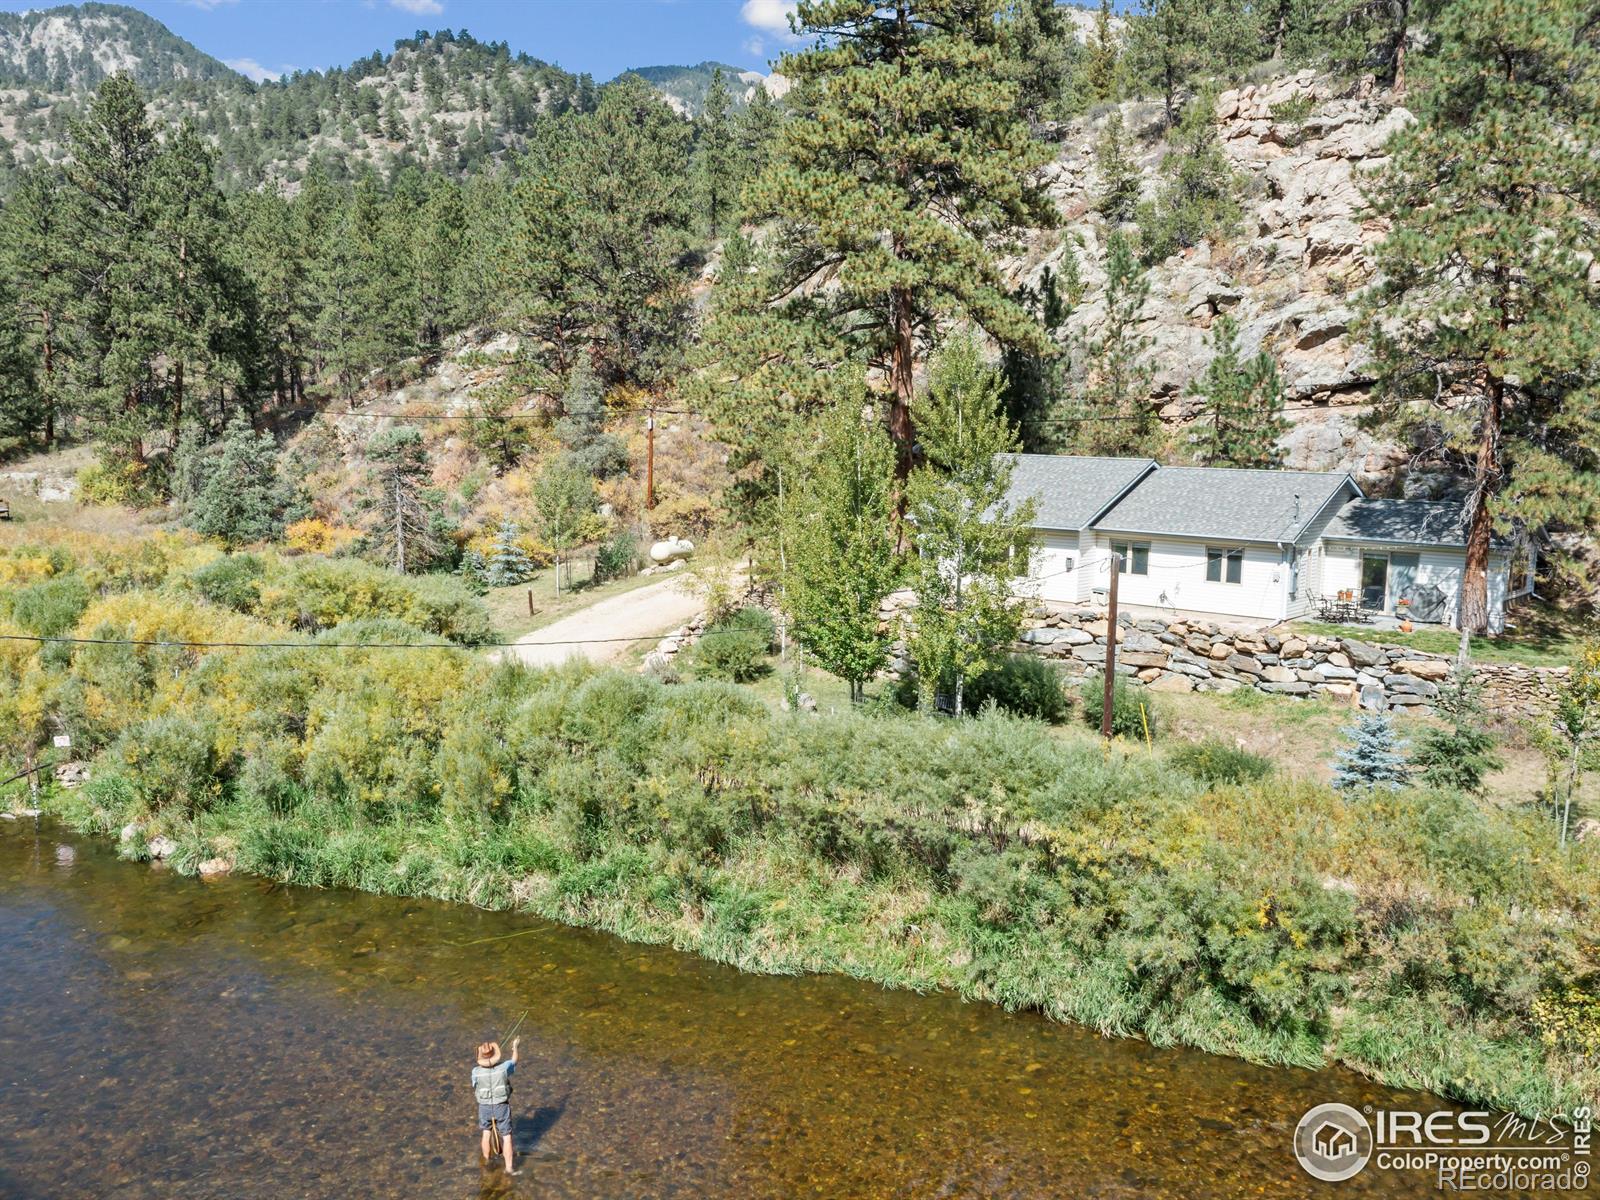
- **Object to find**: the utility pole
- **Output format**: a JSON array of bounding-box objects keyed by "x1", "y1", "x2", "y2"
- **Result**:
[
  {"x1": 645, "y1": 411, "x2": 656, "y2": 510},
  {"x1": 1101, "y1": 550, "x2": 1121, "y2": 739}
]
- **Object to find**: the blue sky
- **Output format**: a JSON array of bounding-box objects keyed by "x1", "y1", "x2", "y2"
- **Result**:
[{"x1": 0, "y1": 0, "x2": 806, "y2": 82}]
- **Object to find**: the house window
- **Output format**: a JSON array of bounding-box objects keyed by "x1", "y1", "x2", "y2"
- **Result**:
[
  {"x1": 1206, "y1": 547, "x2": 1243, "y2": 584},
  {"x1": 1111, "y1": 541, "x2": 1148, "y2": 575}
]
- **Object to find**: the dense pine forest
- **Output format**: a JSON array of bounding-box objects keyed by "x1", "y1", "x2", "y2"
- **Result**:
[{"x1": 0, "y1": 0, "x2": 1595, "y2": 620}]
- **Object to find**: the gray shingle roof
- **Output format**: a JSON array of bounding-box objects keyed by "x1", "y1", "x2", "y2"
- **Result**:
[
  {"x1": 1002, "y1": 454, "x2": 1157, "y2": 531},
  {"x1": 1323, "y1": 497, "x2": 1507, "y2": 549},
  {"x1": 1093, "y1": 465, "x2": 1357, "y2": 543}
]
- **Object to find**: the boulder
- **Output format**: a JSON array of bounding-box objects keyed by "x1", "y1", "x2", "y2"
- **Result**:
[
  {"x1": 1260, "y1": 681, "x2": 1312, "y2": 695},
  {"x1": 1119, "y1": 650, "x2": 1171, "y2": 669},
  {"x1": 1397, "y1": 658, "x2": 1451, "y2": 680},
  {"x1": 1262, "y1": 665, "x2": 1298, "y2": 683},
  {"x1": 1315, "y1": 663, "x2": 1359, "y2": 680},
  {"x1": 1279, "y1": 637, "x2": 1308, "y2": 659},
  {"x1": 1122, "y1": 629, "x2": 1165, "y2": 653},
  {"x1": 1358, "y1": 686, "x2": 1386, "y2": 711},
  {"x1": 197, "y1": 857, "x2": 233, "y2": 878},
  {"x1": 147, "y1": 836, "x2": 179, "y2": 861},
  {"x1": 1225, "y1": 653, "x2": 1266, "y2": 677},
  {"x1": 1148, "y1": 672, "x2": 1196, "y2": 693},
  {"x1": 1341, "y1": 639, "x2": 1385, "y2": 668}
]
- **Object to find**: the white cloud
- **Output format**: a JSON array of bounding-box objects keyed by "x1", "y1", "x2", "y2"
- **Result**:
[
  {"x1": 742, "y1": 35, "x2": 766, "y2": 57},
  {"x1": 225, "y1": 57, "x2": 283, "y2": 83},
  {"x1": 740, "y1": 0, "x2": 798, "y2": 40},
  {"x1": 179, "y1": 0, "x2": 239, "y2": 9},
  {"x1": 389, "y1": 0, "x2": 445, "y2": 14}
]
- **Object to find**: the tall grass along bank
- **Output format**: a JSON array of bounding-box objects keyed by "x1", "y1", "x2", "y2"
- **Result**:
[{"x1": 2, "y1": 539, "x2": 1596, "y2": 1114}]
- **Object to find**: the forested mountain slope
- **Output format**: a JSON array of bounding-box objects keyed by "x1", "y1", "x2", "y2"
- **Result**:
[{"x1": 0, "y1": 5, "x2": 783, "y2": 187}]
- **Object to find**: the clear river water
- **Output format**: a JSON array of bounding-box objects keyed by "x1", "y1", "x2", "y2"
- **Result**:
[{"x1": 0, "y1": 819, "x2": 1587, "y2": 1199}]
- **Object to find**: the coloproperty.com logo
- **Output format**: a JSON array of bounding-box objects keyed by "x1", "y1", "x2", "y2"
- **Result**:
[{"x1": 1293, "y1": 1102, "x2": 1592, "y2": 1192}]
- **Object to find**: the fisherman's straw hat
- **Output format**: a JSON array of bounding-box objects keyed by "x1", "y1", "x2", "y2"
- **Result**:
[{"x1": 476, "y1": 1041, "x2": 502, "y2": 1067}]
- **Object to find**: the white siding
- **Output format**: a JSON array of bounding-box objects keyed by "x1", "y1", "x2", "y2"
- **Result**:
[
  {"x1": 1083, "y1": 535, "x2": 1289, "y2": 621},
  {"x1": 1286, "y1": 483, "x2": 1359, "y2": 619},
  {"x1": 1319, "y1": 541, "x2": 1512, "y2": 632},
  {"x1": 1027, "y1": 530, "x2": 1082, "y2": 604}
]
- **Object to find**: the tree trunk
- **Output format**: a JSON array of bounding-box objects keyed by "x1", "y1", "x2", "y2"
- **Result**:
[
  {"x1": 1389, "y1": 0, "x2": 1411, "y2": 94},
  {"x1": 1459, "y1": 377, "x2": 1504, "y2": 638},
  {"x1": 394, "y1": 474, "x2": 406, "y2": 574},
  {"x1": 889, "y1": 283, "x2": 916, "y2": 475}
]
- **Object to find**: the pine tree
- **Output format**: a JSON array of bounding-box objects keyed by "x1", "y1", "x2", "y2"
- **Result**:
[
  {"x1": 1075, "y1": 231, "x2": 1156, "y2": 455},
  {"x1": 0, "y1": 266, "x2": 40, "y2": 448},
  {"x1": 0, "y1": 166, "x2": 73, "y2": 445},
  {"x1": 1081, "y1": 0, "x2": 1123, "y2": 101},
  {"x1": 1137, "y1": 91, "x2": 1240, "y2": 262},
  {"x1": 720, "y1": 0, "x2": 1058, "y2": 480},
  {"x1": 1095, "y1": 110, "x2": 1141, "y2": 223},
  {"x1": 189, "y1": 418, "x2": 294, "y2": 548},
  {"x1": 697, "y1": 67, "x2": 737, "y2": 234},
  {"x1": 553, "y1": 359, "x2": 627, "y2": 480},
  {"x1": 904, "y1": 336, "x2": 1037, "y2": 716},
  {"x1": 503, "y1": 76, "x2": 694, "y2": 386},
  {"x1": 781, "y1": 375, "x2": 901, "y2": 703},
  {"x1": 61, "y1": 75, "x2": 165, "y2": 462},
  {"x1": 1002, "y1": 264, "x2": 1073, "y2": 450},
  {"x1": 737, "y1": 84, "x2": 782, "y2": 182},
  {"x1": 1187, "y1": 314, "x2": 1287, "y2": 467},
  {"x1": 1331, "y1": 712, "x2": 1410, "y2": 792},
  {"x1": 484, "y1": 520, "x2": 536, "y2": 587},
  {"x1": 365, "y1": 426, "x2": 443, "y2": 574},
  {"x1": 1357, "y1": 0, "x2": 1600, "y2": 633}
]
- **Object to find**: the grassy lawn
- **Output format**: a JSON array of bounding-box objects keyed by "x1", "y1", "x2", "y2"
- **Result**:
[
  {"x1": 481, "y1": 560, "x2": 663, "y2": 639},
  {"x1": 1289, "y1": 605, "x2": 1587, "y2": 667}
]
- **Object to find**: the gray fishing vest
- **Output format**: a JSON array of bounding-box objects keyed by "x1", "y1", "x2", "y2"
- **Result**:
[{"x1": 472, "y1": 1063, "x2": 512, "y2": 1105}]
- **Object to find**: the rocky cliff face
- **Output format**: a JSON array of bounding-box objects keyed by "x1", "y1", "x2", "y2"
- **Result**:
[{"x1": 1015, "y1": 72, "x2": 1415, "y2": 485}]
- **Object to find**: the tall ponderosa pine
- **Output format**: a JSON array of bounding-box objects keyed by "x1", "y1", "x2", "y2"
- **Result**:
[
  {"x1": 0, "y1": 167, "x2": 73, "y2": 445},
  {"x1": 504, "y1": 75, "x2": 694, "y2": 387},
  {"x1": 697, "y1": 67, "x2": 737, "y2": 234},
  {"x1": 1074, "y1": 231, "x2": 1157, "y2": 455},
  {"x1": 1358, "y1": 0, "x2": 1600, "y2": 632},
  {"x1": 904, "y1": 337, "x2": 1036, "y2": 716},
  {"x1": 1187, "y1": 315, "x2": 1287, "y2": 467},
  {"x1": 781, "y1": 376, "x2": 901, "y2": 703},
  {"x1": 722, "y1": 0, "x2": 1058, "y2": 478}
]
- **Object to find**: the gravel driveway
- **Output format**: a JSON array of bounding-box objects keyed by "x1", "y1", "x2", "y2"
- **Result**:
[{"x1": 506, "y1": 573, "x2": 703, "y2": 668}]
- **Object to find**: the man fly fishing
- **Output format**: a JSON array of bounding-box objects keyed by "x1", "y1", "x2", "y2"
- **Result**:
[{"x1": 472, "y1": 1030, "x2": 521, "y2": 1175}]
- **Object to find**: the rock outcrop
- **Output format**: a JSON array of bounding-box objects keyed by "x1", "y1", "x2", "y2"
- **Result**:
[{"x1": 1013, "y1": 72, "x2": 1416, "y2": 482}]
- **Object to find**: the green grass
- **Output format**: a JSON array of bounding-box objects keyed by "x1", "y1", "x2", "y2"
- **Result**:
[{"x1": 1290, "y1": 610, "x2": 1585, "y2": 667}]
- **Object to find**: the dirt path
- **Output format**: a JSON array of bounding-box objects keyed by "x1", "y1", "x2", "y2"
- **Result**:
[{"x1": 507, "y1": 573, "x2": 702, "y2": 668}]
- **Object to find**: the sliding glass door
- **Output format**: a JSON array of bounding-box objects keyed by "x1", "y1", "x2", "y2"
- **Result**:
[{"x1": 1360, "y1": 554, "x2": 1388, "y2": 610}]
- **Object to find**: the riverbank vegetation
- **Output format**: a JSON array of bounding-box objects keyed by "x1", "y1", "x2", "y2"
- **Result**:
[{"x1": 2, "y1": 533, "x2": 1596, "y2": 1114}]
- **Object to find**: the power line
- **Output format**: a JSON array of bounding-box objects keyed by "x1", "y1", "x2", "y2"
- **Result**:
[{"x1": 279, "y1": 406, "x2": 706, "y2": 423}]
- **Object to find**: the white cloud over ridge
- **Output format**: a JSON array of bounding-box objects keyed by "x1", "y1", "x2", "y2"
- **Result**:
[
  {"x1": 225, "y1": 57, "x2": 282, "y2": 82},
  {"x1": 740, "y1": 0, "x2": 798, "y2": 40},
  {"x1": 389, "y1": 0, "x2": 445, "y2": 15}
]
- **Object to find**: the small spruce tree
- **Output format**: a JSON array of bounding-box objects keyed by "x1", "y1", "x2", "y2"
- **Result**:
[
  {"x1": 483, "y1": 521, "x2": 536, "y2": 588},
  {"x1": 1095, "y1": 111, "x2": 1141, "y2": 223},
  {"x1": 1331, "y1": 712, "x2": 1410, "y2": 792}
]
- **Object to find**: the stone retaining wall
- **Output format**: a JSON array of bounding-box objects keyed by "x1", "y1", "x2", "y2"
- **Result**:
[{"x1": 879, "y1": 591, "x2": 1567, "y2": 719}]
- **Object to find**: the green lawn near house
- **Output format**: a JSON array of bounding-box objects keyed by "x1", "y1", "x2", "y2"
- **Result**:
[{"x1": 1290, "y1": 608, "x2": 1588, "y2": 668}]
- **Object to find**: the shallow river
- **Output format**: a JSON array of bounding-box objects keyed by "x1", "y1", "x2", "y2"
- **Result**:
[{"x1": 0, "y1": 820, "x2": 1585, "y2": 1199}]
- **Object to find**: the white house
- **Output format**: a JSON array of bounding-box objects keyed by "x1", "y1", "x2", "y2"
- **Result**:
[{"x1": 1006, "y1": 455, "x2": 1524, "y2": 632}]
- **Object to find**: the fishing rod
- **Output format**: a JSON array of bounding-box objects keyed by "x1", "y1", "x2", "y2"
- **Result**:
[{"x1": 499, "y1": 1008, "x2": 529, "y2": 1048}]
